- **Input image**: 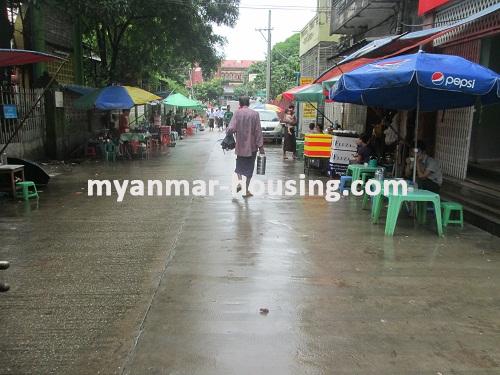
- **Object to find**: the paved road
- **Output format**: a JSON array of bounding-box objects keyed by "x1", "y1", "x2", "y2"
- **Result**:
[{"x1": 1, "y1": 131, "x2": 499, "y2": 374}]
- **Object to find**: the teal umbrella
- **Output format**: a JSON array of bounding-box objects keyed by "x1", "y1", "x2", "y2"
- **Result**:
[{"x1": 163, "y1": 93, "x2": 203, "y2": 109}]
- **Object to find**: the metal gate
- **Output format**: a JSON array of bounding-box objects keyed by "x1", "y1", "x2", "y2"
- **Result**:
[{"x1": 0, "y1": 86, "x2": 46, "y2": 157}]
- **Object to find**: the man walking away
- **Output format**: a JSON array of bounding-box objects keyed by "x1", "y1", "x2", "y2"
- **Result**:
[{"x1": 227, "y1": 96, "x2": 265, "y2": 198}]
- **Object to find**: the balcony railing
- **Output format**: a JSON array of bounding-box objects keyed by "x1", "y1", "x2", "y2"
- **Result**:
[{"x1": 331, "y1": 0, "x2": 399, "y2": 36}]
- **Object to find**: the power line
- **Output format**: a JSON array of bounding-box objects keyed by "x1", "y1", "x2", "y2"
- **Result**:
[{"x1": 157, "y1": 0, "x2": 329, "y2": 11}]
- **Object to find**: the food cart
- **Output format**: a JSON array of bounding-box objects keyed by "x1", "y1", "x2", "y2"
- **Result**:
[{"x1": 303, "y1": 133, "x2": 332, "y2": 175}]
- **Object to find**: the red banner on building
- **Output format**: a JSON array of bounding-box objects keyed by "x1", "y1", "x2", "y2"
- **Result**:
[{"x1": 418, "y1": 0, "x2": 451, "y2": 15}]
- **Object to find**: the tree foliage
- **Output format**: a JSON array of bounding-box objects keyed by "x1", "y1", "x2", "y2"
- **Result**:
[
  {"x1": 154, "y1": 74, "x2": 189, "y2": 97},
  {"x1": 52, "y1": 0, "x2": 239, "y2": 86},
  {"x1": 233, "y1": 83, "x2": 256, "y2": 98},
  {"x1": 192, "y1": 78, "x2": 224, "y2": 105},
  {"x1": 248, "y1": 33, "x2": 300, "y2": 99}
]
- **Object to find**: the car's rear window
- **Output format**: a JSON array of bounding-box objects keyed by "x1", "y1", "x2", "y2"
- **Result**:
[{"x1": 257, "y1": 111, "x2": 279, "y2": 122}]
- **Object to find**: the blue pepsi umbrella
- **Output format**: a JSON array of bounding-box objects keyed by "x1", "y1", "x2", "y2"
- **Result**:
[{"x1": 329, "y1": 51, "x2": 500, "y2": 181}]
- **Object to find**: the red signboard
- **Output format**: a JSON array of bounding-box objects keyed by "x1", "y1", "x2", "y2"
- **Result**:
[{"x1": 418, "y1": 0, "x2": 451, "y2": 15}]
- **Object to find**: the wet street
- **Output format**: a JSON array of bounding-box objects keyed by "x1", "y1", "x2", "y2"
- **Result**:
[{"x1": 1, "y1": 131, "x2": 500, "y2": 375}]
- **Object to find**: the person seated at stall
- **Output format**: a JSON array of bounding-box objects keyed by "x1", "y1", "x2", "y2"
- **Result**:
[
  {"x1": 314, "y1": 123, "x2": 324, "y2": 134},
  {"x1": 414, "y1": 141, "x2": 442, "y2": 193},
  {"x1": 308, "y1": 123, "x2": 316, "y2": 133},
  {"x1": 118, "y1": 109, "x2": 130, "y2": 134},
  {"x1": 351, "y1": 133, "x2": 373, "y2": 164}
]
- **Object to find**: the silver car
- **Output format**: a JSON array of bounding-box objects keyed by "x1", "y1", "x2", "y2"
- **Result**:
[{"x1": 256, "y1": 109, "x2": 282, "y2": 144}]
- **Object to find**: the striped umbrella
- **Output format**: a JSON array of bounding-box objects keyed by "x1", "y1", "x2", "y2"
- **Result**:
[{"x1": 74, "y1": 85, "x2": 160, "y2": 110}]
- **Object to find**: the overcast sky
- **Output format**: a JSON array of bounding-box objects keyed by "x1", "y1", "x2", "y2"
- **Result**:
[{"x1": 214, "y1": 0, "x2": 319, "y2": 61}]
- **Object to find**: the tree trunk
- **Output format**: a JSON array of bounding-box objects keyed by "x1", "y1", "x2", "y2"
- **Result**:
[
  {"x1": 107, "y1": 23, "x2": 129, "y2": 85},
  {"x1": 95, "y1": 24, "x2": 108, "y2": 83}
]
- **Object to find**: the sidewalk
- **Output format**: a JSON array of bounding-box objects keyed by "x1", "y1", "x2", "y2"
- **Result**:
[{"x1": 1, "y1": 132, "x2": 499, "y2": 374}]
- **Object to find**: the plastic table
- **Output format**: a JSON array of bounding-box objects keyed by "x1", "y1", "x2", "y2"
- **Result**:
[
  {"x1": 347, "y1": 164, "x2": 379, "y2": 181},
  {"x1": 370, "y1": 180, "x2": 407, "y2": 223},
  {"x1": 371, "y1": 188, "x2": 443, "y2": 236},
  {"x1": 0, "y1": 164, "x2": 25, "y2": 199}
]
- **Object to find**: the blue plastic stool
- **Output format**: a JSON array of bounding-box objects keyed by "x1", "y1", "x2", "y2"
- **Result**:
[{"x1": 339, "y1": 175, "x2": 352, "y2": 192}]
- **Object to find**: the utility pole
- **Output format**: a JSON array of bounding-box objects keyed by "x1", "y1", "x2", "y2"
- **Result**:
[
  {"x1": 266, "y1": 10, "x2": 272, "y2": 102},
  {"x1": 256, "y1": 10, "x2": 273, "y2": 102}
]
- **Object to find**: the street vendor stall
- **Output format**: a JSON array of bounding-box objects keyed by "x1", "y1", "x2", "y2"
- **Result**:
[
  {"x1": 163, "y1": 93, "x2": 204, "y2": 137},
  {"x1": 281, "y1": 83, "x2": 336, "y2": 176},
  {"x1": 73, "y1": 85, "x2": 160, "y2": 159}
]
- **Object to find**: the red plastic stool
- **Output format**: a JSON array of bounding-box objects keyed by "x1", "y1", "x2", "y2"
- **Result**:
[
  {"x1": 85, "y1": 146, "x2": 97, "y2": 158},
  {"x1": 130, "y1": 140, "x2": 140, "y2": 155}
]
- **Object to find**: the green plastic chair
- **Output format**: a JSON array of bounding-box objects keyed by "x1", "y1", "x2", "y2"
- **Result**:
[
  {"x1": 16, "y1": 181, "x2": 39, "y2": 201},
  {"x1": 105, "y1": 143, "x2": 117, "y2": 162},
  {"x1": 296, "y1": 140, "x2": 304, "y2": 159},
  {"x1": 441, "y1": 201, "x2": 464, "y2": 228}
]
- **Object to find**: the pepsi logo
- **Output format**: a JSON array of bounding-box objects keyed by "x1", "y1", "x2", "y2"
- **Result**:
[
  {"x1": 431, "y1": 72, "x2": 476, "y2": 89},
  {"x1": 431, "y1": 72, "x2": 445, "y2": 85}
]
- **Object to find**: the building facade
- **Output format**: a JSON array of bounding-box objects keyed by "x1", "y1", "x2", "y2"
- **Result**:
[
  {"x1": 299, "y1": 0, "x2": 341, "y2": 133},
  {"x1": 186, "y1": 60, "x2": 259, "y2": 102},
  {"x1": 215, "y1": 60, "x2": 258, "y2": 101},
  {"x1": 328, "y1": 0, "x2": 421, "y2": 135}
]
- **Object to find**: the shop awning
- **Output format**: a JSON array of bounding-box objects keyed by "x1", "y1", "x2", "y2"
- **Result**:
[
  {"x1": 282, "y1": 84, "x2": 309, "y2": 101},
  {"x1": 282, "y1": 83, "x2": 326, "y2": 102},
  {"x1": 0, "y1": 49, "x2": 64, "y2": 68},
  {"x1": 315, "y1": 58, "x2": 376, "y2": 85}
]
